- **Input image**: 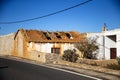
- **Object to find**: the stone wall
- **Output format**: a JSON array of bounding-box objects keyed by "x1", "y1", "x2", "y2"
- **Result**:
[
  {"x1": 45, "y1": 53, "x2": 59, "y2": 63},
  {"x1": 77, "y1": 58, "x2": 117, "y2": 66},
  {"x1": 57, "y1": 58, "x2": 117, "y2": 67},
  {"x1": 0, "y1": 33, "x2": 15, "y2": 56},
  {"x1": 28, "y1": 50, "x2": 59, "y2": 63}
]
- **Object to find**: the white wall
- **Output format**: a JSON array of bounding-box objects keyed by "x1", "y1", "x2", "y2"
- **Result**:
[
  {"x1": 104, "y1": 36, "x2": 116, "y2": 59},
  {"x1": 87, "y1": 33, "x2": 104, "y2": 59},
  {"x1": 28, "y1": 42, "x2": 75, "y2": 55},
  {"x1": 104, "y1": 29, "x2": 120, "y2": 59},
  {"x1": 87, "y1": 29, "x2": 120, "y2": 59},
  {"x1": 116, "y1": 33, "x2": 120, "y2": 57}
]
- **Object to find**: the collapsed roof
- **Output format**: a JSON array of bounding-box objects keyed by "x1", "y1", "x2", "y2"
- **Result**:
[{"x1": 15, "y1": 29, "x2": 86, "y2": 43}]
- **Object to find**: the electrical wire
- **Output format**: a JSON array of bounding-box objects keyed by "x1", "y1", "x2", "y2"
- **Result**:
[{"x1": 0, "y1": 0, "x2": 92, "y2": 24}]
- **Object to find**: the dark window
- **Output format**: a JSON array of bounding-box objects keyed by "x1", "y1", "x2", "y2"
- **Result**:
[
  {"x1": 51, "y1": 48, "x2": 60, "y2": 54},
  {"x1": 107, "y1": 35, "x2": 116, "y2": 42}
]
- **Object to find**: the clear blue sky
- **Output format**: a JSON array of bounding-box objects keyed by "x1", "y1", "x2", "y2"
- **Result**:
[{"x1": 0, "y1": 0, "x2": 120, "y2": 35}]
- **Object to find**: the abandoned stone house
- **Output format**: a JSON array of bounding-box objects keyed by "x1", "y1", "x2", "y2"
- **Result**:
[{"x1": 13, "y1": 29, "x2": 86, "y2": 60}]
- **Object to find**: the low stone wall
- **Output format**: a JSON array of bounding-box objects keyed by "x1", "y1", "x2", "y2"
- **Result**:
[
  {"x1": 56, "y1": 59, "x2": 120, "y2": 76},
  {"x1": 45, "y1": 53, "x2": 59, "y2": 63},
  {"x1": 28, "y1": 50, "x2": 59, "y2": 63},
  {"x1": 28, "y1": 50, "x2": 46, "y2": 63},
  {"x1": 77, "y1": 58, "x2": 117, "y2": 66}
]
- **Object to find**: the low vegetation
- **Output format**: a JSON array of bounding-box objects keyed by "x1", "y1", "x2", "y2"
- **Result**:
[
  {"x1": 106, "y1": 64, "x2": 120, "y2": 70},
  {"x1": 62, "y1": 49, "x2": 79, "y2": 62},
  {"x1": 117, "y1": 56, "x2": 120, "y2": 65},
  {"x1": 105, "y1": 57, "x2": 120, "y2": 70}
]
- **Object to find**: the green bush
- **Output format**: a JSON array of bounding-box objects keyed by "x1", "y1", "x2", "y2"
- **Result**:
[
  {"x1": 117, "y1": 56, "x2": 120, "y2": 65},
  {"x1": 62, "y1": 49, "x2": 79, "y2": 62}
]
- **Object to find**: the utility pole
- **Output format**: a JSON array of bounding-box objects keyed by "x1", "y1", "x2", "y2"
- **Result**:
[
  {"x1": 103, "y1": 35, "x2": 105, "y2": 59},
  {"x1": 102, "y1": 23, "x2": 107, "y2": 59}
]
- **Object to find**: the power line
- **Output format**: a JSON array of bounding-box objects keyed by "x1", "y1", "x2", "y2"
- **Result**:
[{"x1": 0, "y1": 0, "x2": 92, "y2": 24}]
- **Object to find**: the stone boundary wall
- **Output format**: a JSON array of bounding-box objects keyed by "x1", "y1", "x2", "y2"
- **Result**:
[
  {"x1": 55, "y1": 58, "x2": 117, "y2": 67},
  {"x1": 55, "y1": 59, "x2": 120, "y2": 76},
  {"x1": 28, "y1": 50, "x2": 59, "y2": 63},
  {"x1": 28, "y1": 50, "x2": 117, "y2": 65},
  {"x1": 0, "y1": 33, "x2": 15, "y2": 56},
  {"x1": 77, "y1": 59, "x2": 117, "y2": 66}
]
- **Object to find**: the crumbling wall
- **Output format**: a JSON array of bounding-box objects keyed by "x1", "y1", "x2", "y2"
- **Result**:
[
  {"x1": 28, "y1": 50, "x2": 46, "y2": 63},
  {"x1": 28, "y1": 50, "x2": 59, "y2": 63},
  {"x1": 0, "y1": 33, "x2": 15, "y2": 56},
  {"x1": 45, "y1": 53, "x2": 59, "y2": 63}
]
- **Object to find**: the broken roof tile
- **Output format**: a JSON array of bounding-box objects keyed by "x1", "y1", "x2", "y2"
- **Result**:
[{"x1": 15, "y1": 29, "x2": 86, "y2": 43}]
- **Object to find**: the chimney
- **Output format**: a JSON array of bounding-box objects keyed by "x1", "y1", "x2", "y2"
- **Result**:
[{"x1": 102, "y1": 23, "x2": 108, "y2": 32}]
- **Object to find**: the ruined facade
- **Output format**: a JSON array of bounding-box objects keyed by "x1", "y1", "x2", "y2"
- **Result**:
[{"x1": 13, "y1": 29, "x2": 86, "y2": 59}]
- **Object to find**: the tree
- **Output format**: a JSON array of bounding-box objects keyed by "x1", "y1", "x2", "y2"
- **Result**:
[
  {"x1": 62, "y1": 49, "x2": 79, "y2": 62},
  {"x1": 75, "y1": 38, "x2": 99, "y2": 59}
]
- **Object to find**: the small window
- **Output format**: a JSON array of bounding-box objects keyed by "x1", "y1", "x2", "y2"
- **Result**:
[{"x1": 51, "y1": 48, "x2": 60, "y2": 54}]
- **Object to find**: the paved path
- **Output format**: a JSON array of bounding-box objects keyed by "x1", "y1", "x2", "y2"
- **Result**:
[
  {"x1": 0, "y1": 58, "x2": 100, "y2": 80},
  {"x1": 1, "y1": 56, "x2": 120, "y2": 80}
]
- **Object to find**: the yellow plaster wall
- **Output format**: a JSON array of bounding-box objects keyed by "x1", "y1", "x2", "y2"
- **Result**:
[
  {"x1": 14, "y1": 30, "x2": 28, "y2": 58},
  {"x1": 0, "y1": 33, "x2": 15, "y2": 56},
  {"x1": 28, "y1": 50, "x2": 46, "y2": 63}
]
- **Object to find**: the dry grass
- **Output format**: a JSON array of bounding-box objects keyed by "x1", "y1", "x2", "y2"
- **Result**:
[
  {"x1": 78, "y1": 59, "x2": 117, "y2": 67},
  {"x1": 106, "y1": 64, "x2": 120, "y2": 70}
]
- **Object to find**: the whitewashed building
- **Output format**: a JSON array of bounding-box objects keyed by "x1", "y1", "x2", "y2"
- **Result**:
[{"x1": 87, "y1": 27, "x2": 120, "y2": 59}]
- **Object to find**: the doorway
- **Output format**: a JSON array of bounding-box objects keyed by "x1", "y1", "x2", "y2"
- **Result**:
[{"x1": 110, "y1": 48, "x2": 117, "y2": 59}]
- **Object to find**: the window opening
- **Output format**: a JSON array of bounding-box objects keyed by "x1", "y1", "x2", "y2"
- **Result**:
[{"x1": 51, "y1": 48, "x2": 60, "y2": 54}]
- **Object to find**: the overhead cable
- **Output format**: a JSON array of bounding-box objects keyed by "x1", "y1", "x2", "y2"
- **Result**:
[{"x1": 0, "y1": 0, "x2": 92, "y2": 24}]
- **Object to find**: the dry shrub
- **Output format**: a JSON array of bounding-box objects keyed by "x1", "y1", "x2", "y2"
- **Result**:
[{"x1": 62, "y1": 49, "x2": 79, "y2": 63}]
